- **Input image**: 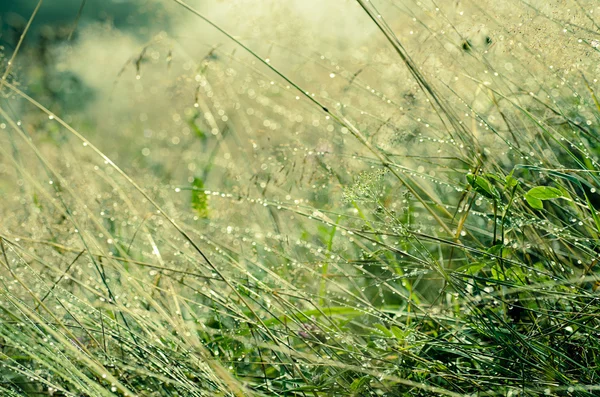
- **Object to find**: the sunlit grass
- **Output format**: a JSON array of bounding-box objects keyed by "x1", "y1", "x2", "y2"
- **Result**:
[{"x1": 0, "y1": 0, "x2": 599, "y2": 396}]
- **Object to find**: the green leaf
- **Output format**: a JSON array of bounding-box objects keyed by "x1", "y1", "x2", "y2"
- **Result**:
[
  {"x1": 526, "y1": 186, "x2": 564, "y2": 199},
  {"x1": 466, "y1": 173, "x2": 499, "y2": 200},
  {"x1": 484, "y1": 173, "x2": 504, "y2": 184},
  {"x1": 373, "y1": 323, "x2": 393, "y2": 337},
  {"x1": 487, "y1": 243, "x2": 504, "y2": 256},
  {"x1": 191, "y1": 177, "x2": 209, "y2": 218},
  {"x1": 350, "y1": 376, "x2": 370, "y2": 392},
  {"x1": 505, "y1": 175, "x2": 518, "y2": 189},
  {"x1": 525, "y1": 195, "x2": 543, "y2": 209},
  {"x1": 390, "y1": 325, "x2": 409, "y2": 341},
  {"x1": 491, "y1": 264, "x2": 505, "y2": 281},
  {"x1": 524, "y1": 186, "x2": 564, "y2": 210},
  {"x1": 455, "y1": 261, "x2": 487, "y2": 275}
]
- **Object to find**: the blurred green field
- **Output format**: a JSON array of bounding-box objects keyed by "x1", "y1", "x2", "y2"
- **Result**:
[{"x1": 1, "y1": 1, "x2": 600, "y2": 396}]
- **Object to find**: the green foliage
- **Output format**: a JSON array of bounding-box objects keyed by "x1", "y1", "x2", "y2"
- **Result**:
[
  {"x1": 1, "y1": 1, "x2": 600, "y2": 396},
  {"x1": 524, "y1": 186, "x2": 565, "y2": 210},
  {"x1": 466, "y1": 173, "x2": 500, "y2": 200},
  {"x1": 191, "y1": 177, "x2": 209, "y2": 217},
  {"x1": 187, "y1": 110, "x2": 206, "y2": 141}
]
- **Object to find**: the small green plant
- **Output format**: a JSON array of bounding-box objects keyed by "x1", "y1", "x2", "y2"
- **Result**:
[{"x1": 1, "y1": 0, "x2": 600, "y2": 396}]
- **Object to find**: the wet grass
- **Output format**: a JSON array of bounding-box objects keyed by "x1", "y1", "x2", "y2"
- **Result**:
[{"x1": 1, "y1": 0, "x2": 600, "y2": 396}]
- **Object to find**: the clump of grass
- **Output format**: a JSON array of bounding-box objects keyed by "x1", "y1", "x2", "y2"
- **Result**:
[{"x1": 1, "y1": 0, "x2": 600, "y2": 396}]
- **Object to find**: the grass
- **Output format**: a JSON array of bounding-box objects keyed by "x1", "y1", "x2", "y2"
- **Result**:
[{"x1": 1, "y1": 0, "x2": 600, "y2": 396}]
